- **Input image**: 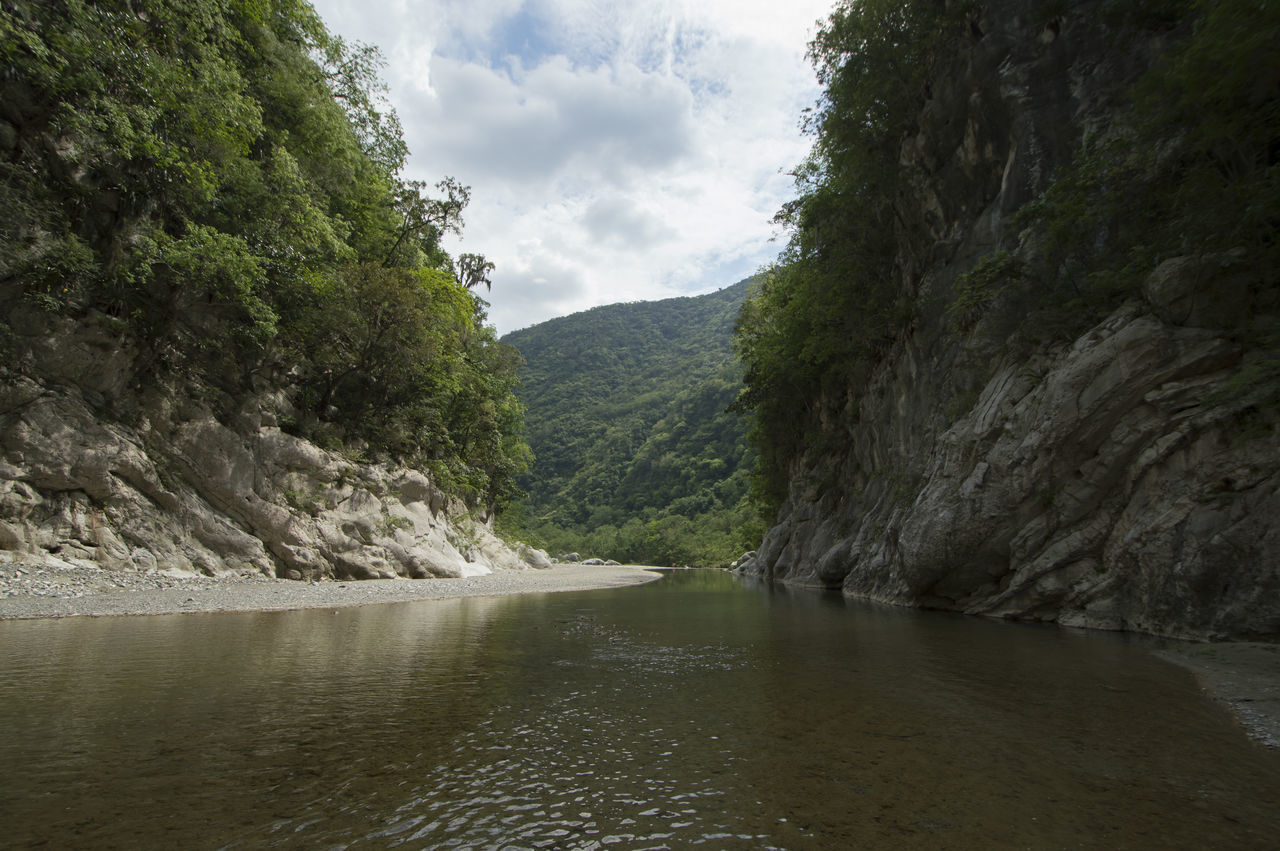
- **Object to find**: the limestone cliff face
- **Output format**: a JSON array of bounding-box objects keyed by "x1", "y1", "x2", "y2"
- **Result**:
[
  {"x1": 0, "y1": 312, "x2": 547, "y2": 581},
  {"x1": 739, "y1": 2, "x2": 1279, "y2": 640}
]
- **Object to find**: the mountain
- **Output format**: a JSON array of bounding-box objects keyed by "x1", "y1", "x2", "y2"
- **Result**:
[
  {"x1": 500, "y1": 280, "x2": 761, "y2": 566},
  {"x1": 733, "y1": 0, "x2": 1279, "y2": 640}
]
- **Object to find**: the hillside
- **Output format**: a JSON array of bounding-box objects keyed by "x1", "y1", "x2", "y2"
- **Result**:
[
  {"x1": 734, "y1": 0, "x2": 1279, "y2": 639},
  {"x1": 500, "y1": 280, "x2": 760, "y2": 566},
  {"x1": 0, "y1": 0, "x2": 538, "y2": 581}
]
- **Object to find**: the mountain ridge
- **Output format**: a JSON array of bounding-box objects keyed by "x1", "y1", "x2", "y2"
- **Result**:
[{"x1": 500, "y1": 279, "x2": 760, "y2": 566}]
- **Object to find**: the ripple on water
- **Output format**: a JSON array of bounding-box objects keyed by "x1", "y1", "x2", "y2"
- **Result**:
[
  {"x1": 6, "y1": 572, "x2": 1280, "y2": 850},
  {"x1": 302, "y1": 634, "x2": 759, "y2": 849}
]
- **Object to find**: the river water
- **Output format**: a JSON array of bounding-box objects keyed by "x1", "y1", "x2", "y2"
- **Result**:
[{"x1": 1, "y1": 569, "x2": 1277, "y2": 849}]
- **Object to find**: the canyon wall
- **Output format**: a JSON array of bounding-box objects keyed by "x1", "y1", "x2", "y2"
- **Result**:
[{"x1": 739, "y1": 1, "x2": 1279, "y2": 640}]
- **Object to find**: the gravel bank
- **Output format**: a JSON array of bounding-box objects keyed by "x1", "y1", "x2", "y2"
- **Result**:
[
  {"x1": 0, "y1": 559, "x2": 663, "y2": 620},
  {"x1": 1155, "y1": 642, "x2": 1280, "y2": 749}
]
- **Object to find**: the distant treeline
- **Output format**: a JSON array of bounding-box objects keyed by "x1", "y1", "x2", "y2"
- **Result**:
[{"x1": 501, "y1": 281, "x2": 763, "y2": 567}]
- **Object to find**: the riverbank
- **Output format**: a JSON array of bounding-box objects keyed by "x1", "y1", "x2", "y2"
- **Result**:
[
  {"x1": 1155, "y1": 642, "x2": 1280, "y2": 750},
  {"x1": 3, "y1": 559, "x2": 1275, "y2": 752},
  {"x1": 0, "y1": 560, "x2": 663, "y2": 620}
]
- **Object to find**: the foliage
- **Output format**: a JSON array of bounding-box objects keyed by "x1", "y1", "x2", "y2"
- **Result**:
[
  {"x1": 946, "y1": 251, "x2": 1025, "y2": 333},
  {"x1": 0, "y1": 0, "x2": 528, "y2": 509},
  {"x1": 500, "y1": 280, "x2": 759, "y2": 567},
  {"x1": 733, "y1": 0, "x2": 950, "y2": 511}
]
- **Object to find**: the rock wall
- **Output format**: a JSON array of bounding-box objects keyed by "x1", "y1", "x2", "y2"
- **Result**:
[
  {"x1": 0, "y1": 314, "x2": 548, "y2": 581},
  {"x1": 738, "y1": 1, "x2": 1279, "y2": 640}
]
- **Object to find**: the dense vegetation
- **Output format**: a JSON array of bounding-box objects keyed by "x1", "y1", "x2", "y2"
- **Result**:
[
  {"x1": 0, "y1": 0, "x2": 529, "y2": 512},
  {"x1": 500, "y1": 281, "x2": 762, "y2": 567},
  {"x1": 734, "y1": 0, "x2": 1279, "y2": 513},
  {"x1": 732, "y1": 0, "x2": 950, "y2": 508}
]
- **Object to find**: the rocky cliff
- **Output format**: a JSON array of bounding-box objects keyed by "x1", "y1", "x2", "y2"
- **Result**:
[
  {"x1": 0, "y1": 310, "x2": 547, "y2": 582},
  {"x1": 739, "y1": 2, "x2": 1279, "y2": 640}
]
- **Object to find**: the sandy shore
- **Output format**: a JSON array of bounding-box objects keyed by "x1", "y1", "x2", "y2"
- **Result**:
[{"x1": 0, "y1": 561, "x2": 663, "y2": 620}]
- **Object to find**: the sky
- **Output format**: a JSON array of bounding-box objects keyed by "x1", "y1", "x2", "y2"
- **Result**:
[{"x1": 308, "y1": 0, "x2": 834, "y2": 335}]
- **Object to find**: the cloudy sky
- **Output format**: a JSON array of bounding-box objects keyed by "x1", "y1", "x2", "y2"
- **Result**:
[{"x1": 309, "y1": 0, "x2": 834, "y2": 335}]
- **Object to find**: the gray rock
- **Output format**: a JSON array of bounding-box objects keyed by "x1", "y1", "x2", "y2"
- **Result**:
[
  {"x1": 743, "y1": 2, "x2": 1280, "y2": 640},
  {"x1": 0, "y1": 370, "x2": 539, "y2": 585},
  {"x1": 518, "y1": 544, "x2": 554, "y2": 570}
]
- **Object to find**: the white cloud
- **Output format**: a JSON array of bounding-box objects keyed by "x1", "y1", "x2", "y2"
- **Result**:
[
  {"x1": 308, "y1": 0, "x2": 833, "y2": 334},
  {"x1": 579, "y1": 196, "x2": 677, "y2": 249},
  {"x1": 406, "y1": 55, "x2": 698, "y2": 187}
]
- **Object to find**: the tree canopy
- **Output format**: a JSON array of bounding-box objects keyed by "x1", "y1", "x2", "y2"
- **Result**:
[
  {"x1": 733, "y1": 0, "x2": 947, "y2": 508},
  {"x1": 500, "y1": 280, "x2": 762, "y2": 567},
  {"x1": 0, "y1": 0, "x2": 529, "y2": 512}
]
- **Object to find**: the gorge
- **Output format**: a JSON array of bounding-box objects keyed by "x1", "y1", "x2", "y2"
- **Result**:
[
  {"x1": 1, "y1": 1, "x2": 1278, "y2": 845},
  {"x1": 733, "y1": 0, "x2": 1279, "y2": 641},
  {"x1": 0, "y1": 1, "x2": 1275, "y2": 644}
]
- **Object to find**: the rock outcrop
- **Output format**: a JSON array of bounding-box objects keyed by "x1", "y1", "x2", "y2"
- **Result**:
[
  {"x1": 0, "y1": 323, "x2": 546, "y2": 581},
  {"x1": 738, "y1": 2, "x2": 1279, "y2": 640}
]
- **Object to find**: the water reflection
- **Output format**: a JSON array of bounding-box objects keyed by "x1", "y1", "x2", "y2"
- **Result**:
[{"x1": 0, "y1": 571, "x2": 1277, "y2": 848}]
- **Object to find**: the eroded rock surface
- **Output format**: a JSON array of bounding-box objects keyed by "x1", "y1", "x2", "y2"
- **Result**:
[
  {"x1": 738, "y1": 2, "x2": 1279, "y2": 640},
  {"x1": 0, "y1": 374, "x2": 547, "y2": 582}
]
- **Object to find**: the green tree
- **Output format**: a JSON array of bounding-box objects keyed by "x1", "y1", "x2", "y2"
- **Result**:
[
  {"x1": 0, "y1": 0, "x2": 531, "y2": 510},
  {"x1": 733, "y1": 0, "x2": 947, "y2": 511}
]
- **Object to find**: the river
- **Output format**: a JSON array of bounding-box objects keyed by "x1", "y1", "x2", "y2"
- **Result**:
[{"x1": 0, "y1": 569, "x2": 1276, "y2": 848}]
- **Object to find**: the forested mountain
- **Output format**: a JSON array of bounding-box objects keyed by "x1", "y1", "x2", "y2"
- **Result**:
[
  {"x1": 500, "y1": 280, "x2": 761, "y2": 567},
  {"x1": 0, "y1": 0, "x2": 535, "y2": 580},
  {"x1": 734, "y1": 0, "x2": 1279, "y2": 639}
]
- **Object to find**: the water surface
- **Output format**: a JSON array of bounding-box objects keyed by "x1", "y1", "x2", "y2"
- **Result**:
[{"x1": 1, "y1": 570, "x2": 1277, "y2": 848}]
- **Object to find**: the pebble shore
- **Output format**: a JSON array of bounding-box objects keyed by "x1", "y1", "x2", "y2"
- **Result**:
[
  {"x1": 1156, "y1": 642, "x2": 1280, "y2": 750},
  {"x1": 0, "y1": 559, "x2": 663, "y2": 620}
]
